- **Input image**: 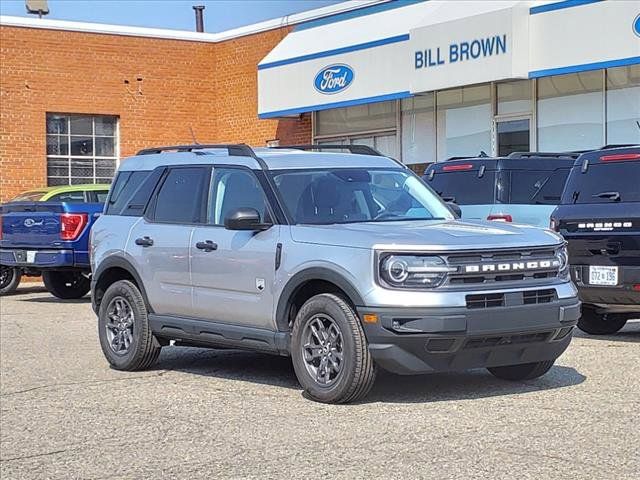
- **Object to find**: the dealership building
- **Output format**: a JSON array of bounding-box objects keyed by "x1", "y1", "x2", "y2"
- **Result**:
[{"x1": 1, "y1": 0, "x2": 639, "y2": 201}]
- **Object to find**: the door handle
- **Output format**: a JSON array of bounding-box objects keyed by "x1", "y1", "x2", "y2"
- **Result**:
[
  {"x1": 135, "y1": 236, "x2": 154, "y2": 247},
  {"x1": 196, "y1": 240, "x2": 218, "y2": 252}
]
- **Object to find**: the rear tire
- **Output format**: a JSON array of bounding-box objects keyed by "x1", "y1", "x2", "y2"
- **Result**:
[
  {"x1": 43, "y1": 271, "x2": 90, "y2": 299},
  {"x1": 98, "y1": 280, "x2": 161, "y2": 371},
  {"x1": 291, "y1": 293, "x2": 376, "y2": 404},
  {"x1": 0, "y1": 266, "x2": 21, "y2": 295},
  {"x1": 488, "y1": 360, "x2": 555, "y2": 381},
  {"x1": 578, "y1": 307, "x2": 627, "y2": 335}
]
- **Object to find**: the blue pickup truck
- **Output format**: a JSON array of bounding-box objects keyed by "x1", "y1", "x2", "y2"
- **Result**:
[{"x1": 0, "y1": 184, "x2": 109, "y2": 298}]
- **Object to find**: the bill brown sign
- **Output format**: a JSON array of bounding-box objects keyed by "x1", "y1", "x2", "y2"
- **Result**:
[{"x1": 410, "y1": 5, "x2": 529, "y2": 93}]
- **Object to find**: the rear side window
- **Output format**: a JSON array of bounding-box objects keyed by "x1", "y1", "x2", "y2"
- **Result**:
[
  {"x1": 11, "y1": 191, "x2": 47, "y2": 202},
  {"x1": 426, "y1": 171, "x2": 496, "y2": 205},
  {"x1": 48, "y1": 191, "x2": 86, "y2": 203},
  {"x1": 151, "y1": 167, "x2": 207, "y2": 224},
  {"x1": 508, "y1": 169, "x2": 570, "y2": 205},
  {"x1": 106, "y1": 171, "x2": 151, "y2": 215},
  {"x1": 562, "y1": 162, "x2": 640, "y2": 204}
]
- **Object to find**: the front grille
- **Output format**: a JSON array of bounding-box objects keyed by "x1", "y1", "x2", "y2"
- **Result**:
[
  {"x1": 523, "y1": 288, "x2": 556, "y2": 305},
  {"x1": 465, "y1": 289, "x2": 558, "y2": 309},
  {"x1": 443, "y1": 247, "x2": 560, "y2": 288},
  {"x1": 466, "y1": 293, "x2": 505, "y2": 309},
  {"x1": 464, "y1": 331, "x2": 552, "y2": 349}
]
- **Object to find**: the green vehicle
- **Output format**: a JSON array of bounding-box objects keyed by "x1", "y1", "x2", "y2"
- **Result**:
[
  {"x1": 0, "y1": 184, "x2": 111, "y2": 296},
  {"x1": 10, "y1": 184, "x2": 111, "y2": 204}
]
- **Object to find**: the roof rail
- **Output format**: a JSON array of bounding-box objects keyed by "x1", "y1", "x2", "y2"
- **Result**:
[
  {"x1": 271, "y1": 144, "x2": 384, "y2": 156},
  {"x1": 507, "y1": 151, "x2": 580, "y2": 159},
  {"x1": 136, "y1": 144, "x2": 258, "y2": 159}
]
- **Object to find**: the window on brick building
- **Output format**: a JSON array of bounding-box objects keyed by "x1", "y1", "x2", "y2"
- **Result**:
[{"x1": 46, "y1": 113, "x2": 119, "y2": 186}]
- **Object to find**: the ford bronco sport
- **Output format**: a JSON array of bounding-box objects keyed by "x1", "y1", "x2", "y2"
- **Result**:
[
  {"x1": 91, "y1": 144, "x2": 580, "y2": 403},
  {"x1": 551, "y1": 145, "x2": 640, "y2": 335}
]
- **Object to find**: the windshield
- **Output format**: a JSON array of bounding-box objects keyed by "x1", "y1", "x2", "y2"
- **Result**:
[
  {"x1": 561, "y1": 162, "x2": 640, "y2": 204},
  {"x1": 271, "y1": 168, "x2": 453, "y2": 225},
  {"x1": 10, "y1": 191, "x2": 47, "y2": 202}
]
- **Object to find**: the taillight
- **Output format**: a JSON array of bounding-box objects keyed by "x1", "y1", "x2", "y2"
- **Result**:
[
  {"x1": 60, "y1": 213, "x2": 88, "y2": 240},
  {"x1": 487, "y1": 214, "x2": 512, "y2": 222},
  {"x1": 443, "y1": 163, "x2": 474, "y2": 172},
  {"x1": 600, "y1": 153, "x2": 640, "y2": 162}
]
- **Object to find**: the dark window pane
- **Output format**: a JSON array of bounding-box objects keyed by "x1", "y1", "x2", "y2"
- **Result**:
[
  {"x1": 207, "y1": 169, "x2": 268, "y2": 225},
  {"x1": 95, "y1": 158, "x2": 116, "y2": 177},
  {"x1": 562, "y1": 162, "x2": 640, "y2": 204},
  {"x1": 47, "y1": 158, "x2": 69, "y2": 178},
  {"x1": 70, "y1": 157, "x2": 94, "y2": 179},
  {"x1": 70, "y1": 137, "x2": 93, "y2": 156},
  {"x1": 153, "y1": 167, "x2": 206, "y2": 223},
  {"x1": 46, "y1": 115, "x2": 68, "y2": 134},
  {"x1": 509, "y1": 169, "x2": 570, "y2": 205},
  {"x1": 47, "y1": 177, "x2": 69, "y2": 186},
  {"x1": 95, "y1": 116, "x2": 117, "y2": 136},
  {"x1": 46, "y1": 135, "x2": 69, "y2": 155},
  {"x1": 427, "y1": 171, "x2": 496, "y2": 205},
  {"x1": 71, "y1": 177, "x2": 91, "y2": 185},
  {"x1": 69, "y1": 116, "x2": 93, "y2": 135},
  {"x1": 95, "y1": 137, "x2": 115, "y2": 156},
  {"x1": 48, "y1": 191, "x2": 85, "y2": 203},
  {"x1": 95, "y1": 191, "x2": 110, "y2": 203}
]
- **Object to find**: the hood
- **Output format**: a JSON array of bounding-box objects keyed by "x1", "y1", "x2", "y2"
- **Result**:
[{"x1": 290, "y1": 219, "x2": 564, "y2": 251}]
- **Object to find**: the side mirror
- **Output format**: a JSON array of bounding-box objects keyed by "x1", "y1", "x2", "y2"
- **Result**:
[
  {"x1": 446, "y1": 202, "x2": 462, "y2": 219},
  {"x1": 224, "y1": 207, "x2": 271, "y2": 231}
]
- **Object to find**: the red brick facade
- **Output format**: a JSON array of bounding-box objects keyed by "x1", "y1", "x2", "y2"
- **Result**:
[{"x1": 0, "y1": 25, "x2": 311, "y2": 201}]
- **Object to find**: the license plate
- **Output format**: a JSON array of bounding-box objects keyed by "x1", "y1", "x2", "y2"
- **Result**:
[
  {"x1": 589, "y1": 266, "x2": 618, "y2": 286},
  {"x1": 26, "y1": 251, "x2": 36, "y2": 263}
]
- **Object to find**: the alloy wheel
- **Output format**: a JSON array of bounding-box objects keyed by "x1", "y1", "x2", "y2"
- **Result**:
[
  {"x1": 301, "y1": 314, "x2": 344, "y2": 386},
  {"x1": 105, "y1": 296, "x2": 135, "y2": 355}
]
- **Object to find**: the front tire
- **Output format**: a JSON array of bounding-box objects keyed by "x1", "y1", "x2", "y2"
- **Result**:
[
  {"x1": 98, "y1": 280, "x2": 161, "y2": 371},
  {"x1": 0, "y1": 266, "x2": 21, "y2": 295},
  {"x1": 43, "y1": 271, "x2": 90, "y2": 299},
  {"x1": 291, "y1": 293, "x2": 376, "y2": 404},
  {"x1": 488, "y1": 360, "x2": 555, "y2": 381},
  {"x1": 578, "y1": 307, "x2": 627, "y2": 335}
]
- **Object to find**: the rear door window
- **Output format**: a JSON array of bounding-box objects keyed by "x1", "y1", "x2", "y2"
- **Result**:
[
  {"x1": 151, "y1": 167, "x2": 208, "y2": 224},
  {"x1": 508, "y1": 169, "x2": 570, "y2": 205},
  {"x1": 106, "y1": 171, "x2": 151, "y2": 215},
  {"x1": 426, "y1": 171, "x2": 496, "y2": 205},
  {"x1": 562, "y1": 162, "x2": 640, "y2": 204},
  {"x1": 47, "y1": 191, "x2": 86, "y2": 203}
]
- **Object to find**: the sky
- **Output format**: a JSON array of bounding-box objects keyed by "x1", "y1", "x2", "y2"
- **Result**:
[{"x1": 0, "y1": 0, "x2": 344, "y2": 32}]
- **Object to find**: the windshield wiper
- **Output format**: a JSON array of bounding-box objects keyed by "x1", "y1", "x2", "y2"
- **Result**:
[
  {"x1": 571, "y1": 190, "x2": 580, "y2": 204},
  {"x1": 592, "y1": 191, "x2": 621, "y2": 202}
]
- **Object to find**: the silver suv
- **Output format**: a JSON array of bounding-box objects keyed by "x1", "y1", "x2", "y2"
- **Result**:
[{"x1": 91, "y1": 144, "x2": 580, "y2": 403}]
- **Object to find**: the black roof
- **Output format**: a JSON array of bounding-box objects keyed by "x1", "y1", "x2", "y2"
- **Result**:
[{"x1": 428, "y1": 152, "x2": 578, "y2": 173}]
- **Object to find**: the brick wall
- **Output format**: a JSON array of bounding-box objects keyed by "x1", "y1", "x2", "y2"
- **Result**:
[{"x1": 0, "y1": 25, "x2": 311, "y2": 201}]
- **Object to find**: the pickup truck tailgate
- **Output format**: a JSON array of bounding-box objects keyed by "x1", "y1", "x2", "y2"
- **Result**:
[{"x1": 0, "y1": 202, "x2": 65, "y2": 247}]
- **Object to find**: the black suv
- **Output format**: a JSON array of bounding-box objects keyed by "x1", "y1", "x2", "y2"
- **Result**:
[{"x1": 551, "y1": 146, "x2": 640, "y2": 334}]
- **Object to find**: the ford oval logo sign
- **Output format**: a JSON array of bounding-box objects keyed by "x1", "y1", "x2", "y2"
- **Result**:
[
  {"x1": 634, "y1": 13, "x2": 640, "y2": 37},
  {"x1": 314, "y1": 64, "x2": 354, "y2": 95}
]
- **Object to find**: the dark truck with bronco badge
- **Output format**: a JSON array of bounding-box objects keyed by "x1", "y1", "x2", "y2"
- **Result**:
[{"x1": 550, "y1": 146, "x2": 640, "y2": 334}]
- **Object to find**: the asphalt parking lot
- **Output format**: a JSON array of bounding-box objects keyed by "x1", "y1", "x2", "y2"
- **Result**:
[{"x1": 1, "y1": 286, "x2": 638, "y2": 479}]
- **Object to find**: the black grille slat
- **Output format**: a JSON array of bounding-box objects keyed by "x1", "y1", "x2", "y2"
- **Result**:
[
  {"x1": 523, "y1": 289, "x2": 556, "y2": 305},
  {"x1": 464, "y1": 331, "x2": 552, "y2": 349},
  {"x1": 466, "y1": 293, "x2": 505, "y2": 309}
]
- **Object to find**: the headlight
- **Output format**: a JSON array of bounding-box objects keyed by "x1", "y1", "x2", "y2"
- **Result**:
[
  {"x1": 555, "y1": 245, "x2": 569, "y2": 276},
  {"x1": 379, "y1": 255, "x2": 453, "y2": 289}
]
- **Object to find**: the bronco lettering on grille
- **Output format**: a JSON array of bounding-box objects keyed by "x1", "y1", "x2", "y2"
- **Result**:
[{"x1": 464, "y1": 259, "x2": 558, "y2": 273}]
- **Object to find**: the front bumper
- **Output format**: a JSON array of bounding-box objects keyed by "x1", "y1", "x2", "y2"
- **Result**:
[
  {"x1": 358, "y1": 298, "x2": 580, "y2": 375},
  {"x1": 0, "y1": 248, "x2": 89, "y2": 269}
]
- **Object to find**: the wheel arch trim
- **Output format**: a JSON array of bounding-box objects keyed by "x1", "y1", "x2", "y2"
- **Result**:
[{"x1": 275, "y1": 267, "x2": 365, "y2": 331}]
